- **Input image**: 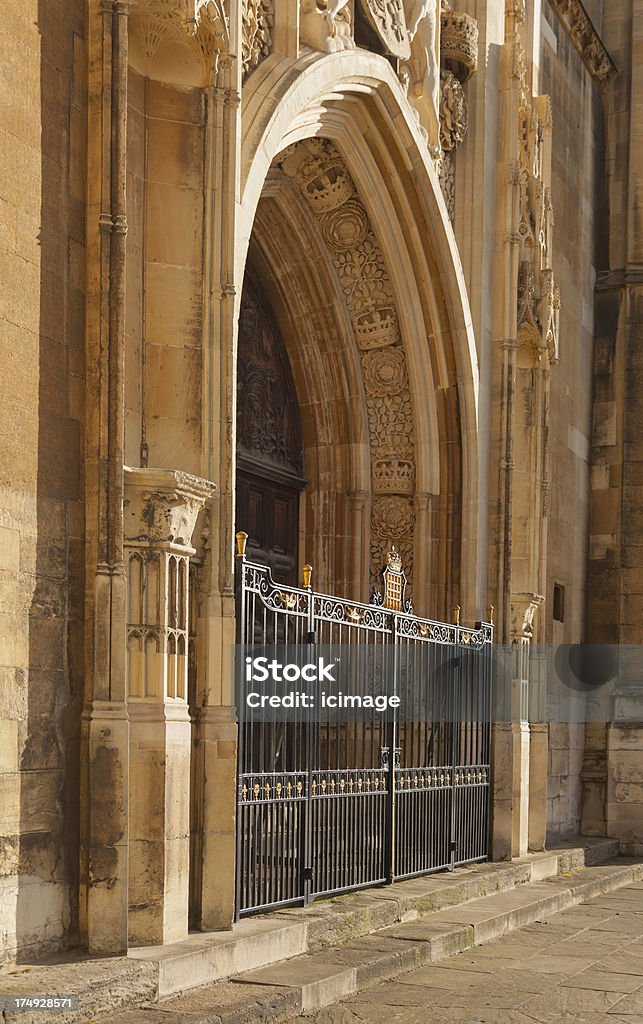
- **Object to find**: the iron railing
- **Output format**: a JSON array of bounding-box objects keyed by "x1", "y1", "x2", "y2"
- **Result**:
[{"x1": 235, "y1": 538, "x2": 493, "y2": 917}]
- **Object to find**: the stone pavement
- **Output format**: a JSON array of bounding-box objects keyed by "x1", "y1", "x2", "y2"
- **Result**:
[{"x1": 293, "y1": 880, "x2": 643, "y2": 1024}]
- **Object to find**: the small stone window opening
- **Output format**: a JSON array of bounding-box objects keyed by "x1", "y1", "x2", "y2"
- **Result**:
[{"x1": 553, "y1": 583, "x2": 565, "y2": 623}]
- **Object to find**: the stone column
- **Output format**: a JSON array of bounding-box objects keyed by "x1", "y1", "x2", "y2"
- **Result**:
[
  {"x1": 581, "y1": 722, "x2": 607, "y2": 837},
  {"x1": 528, "y1": 721, "x2": 548, "y2": 851},
  {"x1": 194, "y1": 0, "x2": 242, "y2": 931},
  {"x1": 82, "y1": 0, "x2": 132, "y2": 956},
  {"x1": 606, "y1": 673, "x2": 643, "y2": 855},
  {"x1": 491, "y1": 721, "x2": 514, "y2": 861},
  {"x1": 124, "y1": 468, "x2": 215, "y2": 946}
]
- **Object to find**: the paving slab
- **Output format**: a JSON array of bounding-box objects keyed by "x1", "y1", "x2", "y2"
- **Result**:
[{"x1": 293, "y1": 878, "x2": 643, "y2": 1024}]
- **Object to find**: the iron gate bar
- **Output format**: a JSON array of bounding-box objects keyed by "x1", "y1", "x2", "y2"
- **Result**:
[{"x1": 234, "y1": 536, "x2": 493, "y2": 919}]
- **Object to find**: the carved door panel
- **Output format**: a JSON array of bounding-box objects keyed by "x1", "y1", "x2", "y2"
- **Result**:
[
  {"x1": 235, "y1": 272, "x2": 305, "y2": 586},
  {"x1": 236, "y1": 470, "x2": 300, "y2": 585}
]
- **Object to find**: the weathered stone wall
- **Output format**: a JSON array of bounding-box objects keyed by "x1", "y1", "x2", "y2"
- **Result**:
[
  {"x1": 541, "y1": 2, "x2": 602, "y2": 650},
  {"x1": 125, "y1": 69, "x2": 205, "y2": 473},
  {"x1": 588, "y1": 0, "x2": 643, "y2": 852},
  {"x1": 539, "y1": 1, "x2": 605, "y2": 839},
  {"x1": 0, "y1": 0, "x2": 86, "y2": 958}
]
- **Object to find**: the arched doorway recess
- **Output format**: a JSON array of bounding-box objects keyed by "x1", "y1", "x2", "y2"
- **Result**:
[{"x1": 236, "y1": 51, "x2": 482, "y2": 621}]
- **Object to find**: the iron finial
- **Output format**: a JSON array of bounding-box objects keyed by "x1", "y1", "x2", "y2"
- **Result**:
[
  {"x1": 302, "y1": 564, "x2": 313, "y2": 589},
  {"x1": 453, "y1": 604, "x2": 461, "y2": 626},
  {"x1": 236, "y1": 531, "x2": 248, "y2": 557},
  {"x1": 487, "y1": 604, "x2": 495, "y2": 625}
]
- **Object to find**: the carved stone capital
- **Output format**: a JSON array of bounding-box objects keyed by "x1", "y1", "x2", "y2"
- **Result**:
[
  {"x1": 511, "y1": 593, "x2": 544, "y2": 640},
  {"x1": 129, "y1": 0, "x2": 230, "y2": 82},
  {"x1": 124, "y1": 467, "x2": 216, "y2": 552}
]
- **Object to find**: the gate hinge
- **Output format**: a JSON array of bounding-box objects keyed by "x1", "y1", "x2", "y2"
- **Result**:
[
  {"x1": 450, "y1": 840, "x2": 457, "y2": 852},
  {"x1": 303, "y1": 866, "x2": 313, "y2": 882}
]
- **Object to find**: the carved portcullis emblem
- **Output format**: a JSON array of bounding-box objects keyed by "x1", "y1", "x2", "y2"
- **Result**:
[{"x1": 356, "y1": 0, "x2": 410, "y2": 58}]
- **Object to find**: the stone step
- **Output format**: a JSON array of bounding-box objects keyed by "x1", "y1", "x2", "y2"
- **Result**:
[
  {"x1": 227, "y1": 860, "x2": 643, "y2": 1014},
  {"x1": 0, "y1": 837, "x2": 621, "y2": 1024},
  {"x1": 95, "y1": 858, "x2": 642, "y2": 1024}
]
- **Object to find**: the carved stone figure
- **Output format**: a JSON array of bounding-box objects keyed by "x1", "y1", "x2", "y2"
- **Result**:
[
  {"x1": 299, "y1": 0, "x2": 355, "y2": 52},
  {"x1": 400, "y1": 0, "x2": 440, "y2": 152},
  {"x1": 439, "y1": 69, "x2": 467, "y2": 153}
]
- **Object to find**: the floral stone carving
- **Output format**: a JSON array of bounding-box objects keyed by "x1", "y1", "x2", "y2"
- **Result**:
[{"x1": 241, "y1": 0, "x2": 273, "y2": 76}]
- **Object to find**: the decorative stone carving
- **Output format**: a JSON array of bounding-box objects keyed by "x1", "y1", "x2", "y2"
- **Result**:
[
  {"x1": 511, "y1": 593, "x2": 544, "y2": 639},
  {"x1": 435, "y1": 4, "x2": 477, "y2": 215},
  {"x1": 505, "y1": 0, "x2": 526, "y2": 23},
  {"x1": 354, "y1": 307, "x2": 401, "y2": 350},
  {"x1": 438, "y1": 149, "x2": 455, "y2": 222},
  {"x1": 367, "y1": 392, "x2": 414, "y2": 459},
  {"x1": 372, "y1": 458, "x2": 415, "y2": 495},
  {"x1": 124, "y1": 468, "x2": 216, "y2": 550},
  {"x1": 517, "y1": 259, "x2": 538, "y2": 342},
  {"x1": 237, "y1": 278, "x2": 304, "y2": 476},
  {"x1": 299, "y1": 0, "x2": 355, "y2": 52},
  {"x1": 355, "y1": 0, "x2": 410, "y2": 58},
  {"x1": 321, "y1": 201, "x2": 369, "y2": 251},
  {"x1": 439, "y1": 69, "x2": 467, "y2": 153},
  {"x1": 512, "y1": 67, "x2": 560, "y2": 364},
  {"x1": 440, "y1": 1, "x2": 478, "y2": 82},
  {"x1": 399, "y1": 0, "x2": 440, "y2": 152},
  {"x1": 371, "y1": 498, "x2": 415, "y2": 587},
  {"x1": 548, "y1": 0, "x2": 616, "y2": 86},
  {"x1": 372, "y1": 496, "x2": 415, "y2": 540},
  {"x1": 539, "y1": 268, "x2": 560, "y2": 361},
  {"x1": 241, "y1": 0, "x2": 273, "y2": 76},
  {"x1": 192, "y1": 0, "x2": 229, "y2": 45},
  {"x1": 278, "y1": 139, "x2": 417, "y2": 585},
  {"x1": 124, "y1": 468, "x2": 215, "y2": 703},
  {"x1": 362, "y1": 347, "x2": 408, "y2": 396},
  {"x1": 130, "y1": 0, "x2": 230, "y2": 80},
  {"x1": 280, "y1": 140, "x2": 355, "y2": 211}
]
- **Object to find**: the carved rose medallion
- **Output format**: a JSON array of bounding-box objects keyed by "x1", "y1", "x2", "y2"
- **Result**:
[
  {"x1": 356, "y1": 0, "x2": 410, "y2": 59},
  {"x1": 371, "y1": 496, "x2": 415, "y2": 539},
  {"x1": 321, "y1": 201, "x2": 369, "y2": 250},
  {"x1": 362, "y1": 347, "x2": 408, "y2": 396}
]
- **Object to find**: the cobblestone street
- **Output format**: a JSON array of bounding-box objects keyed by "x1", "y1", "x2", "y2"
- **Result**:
[{"x1": 299, "y1": 881, "x2": 643, "y2": 1024}]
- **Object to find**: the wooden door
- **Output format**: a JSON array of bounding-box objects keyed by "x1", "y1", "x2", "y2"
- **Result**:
[{"x1": 235, "y1": 272, "x2": 305, "y2": 585}]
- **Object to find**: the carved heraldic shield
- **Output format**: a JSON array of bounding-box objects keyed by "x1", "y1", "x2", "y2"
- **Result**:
[{"x1": 356, "y1": 0, "x2": 411, "y2": 58}]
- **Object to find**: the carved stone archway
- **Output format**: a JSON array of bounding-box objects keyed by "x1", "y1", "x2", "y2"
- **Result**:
[{"x1": 238, "y1": 51, "x2": 482, "y2": 623}]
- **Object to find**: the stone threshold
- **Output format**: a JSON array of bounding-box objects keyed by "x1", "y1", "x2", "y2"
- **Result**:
[{"x1": 0, "y1": 837, "x2": 624, "y2": 1024}]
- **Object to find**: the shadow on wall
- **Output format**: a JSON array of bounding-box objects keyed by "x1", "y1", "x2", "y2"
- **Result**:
[{"x1": 14, "y1": 0, "x2": 86, "y2": 961}]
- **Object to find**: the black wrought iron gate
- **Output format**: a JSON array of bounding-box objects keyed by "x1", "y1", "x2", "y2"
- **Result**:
[{"x1": 235, "y1": 539, "x2": 493, "y2": 918}]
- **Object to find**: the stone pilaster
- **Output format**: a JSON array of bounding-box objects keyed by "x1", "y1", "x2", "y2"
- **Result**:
[{"x1": 124, "y1": 467, "x2": 215, "y2": 945}]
